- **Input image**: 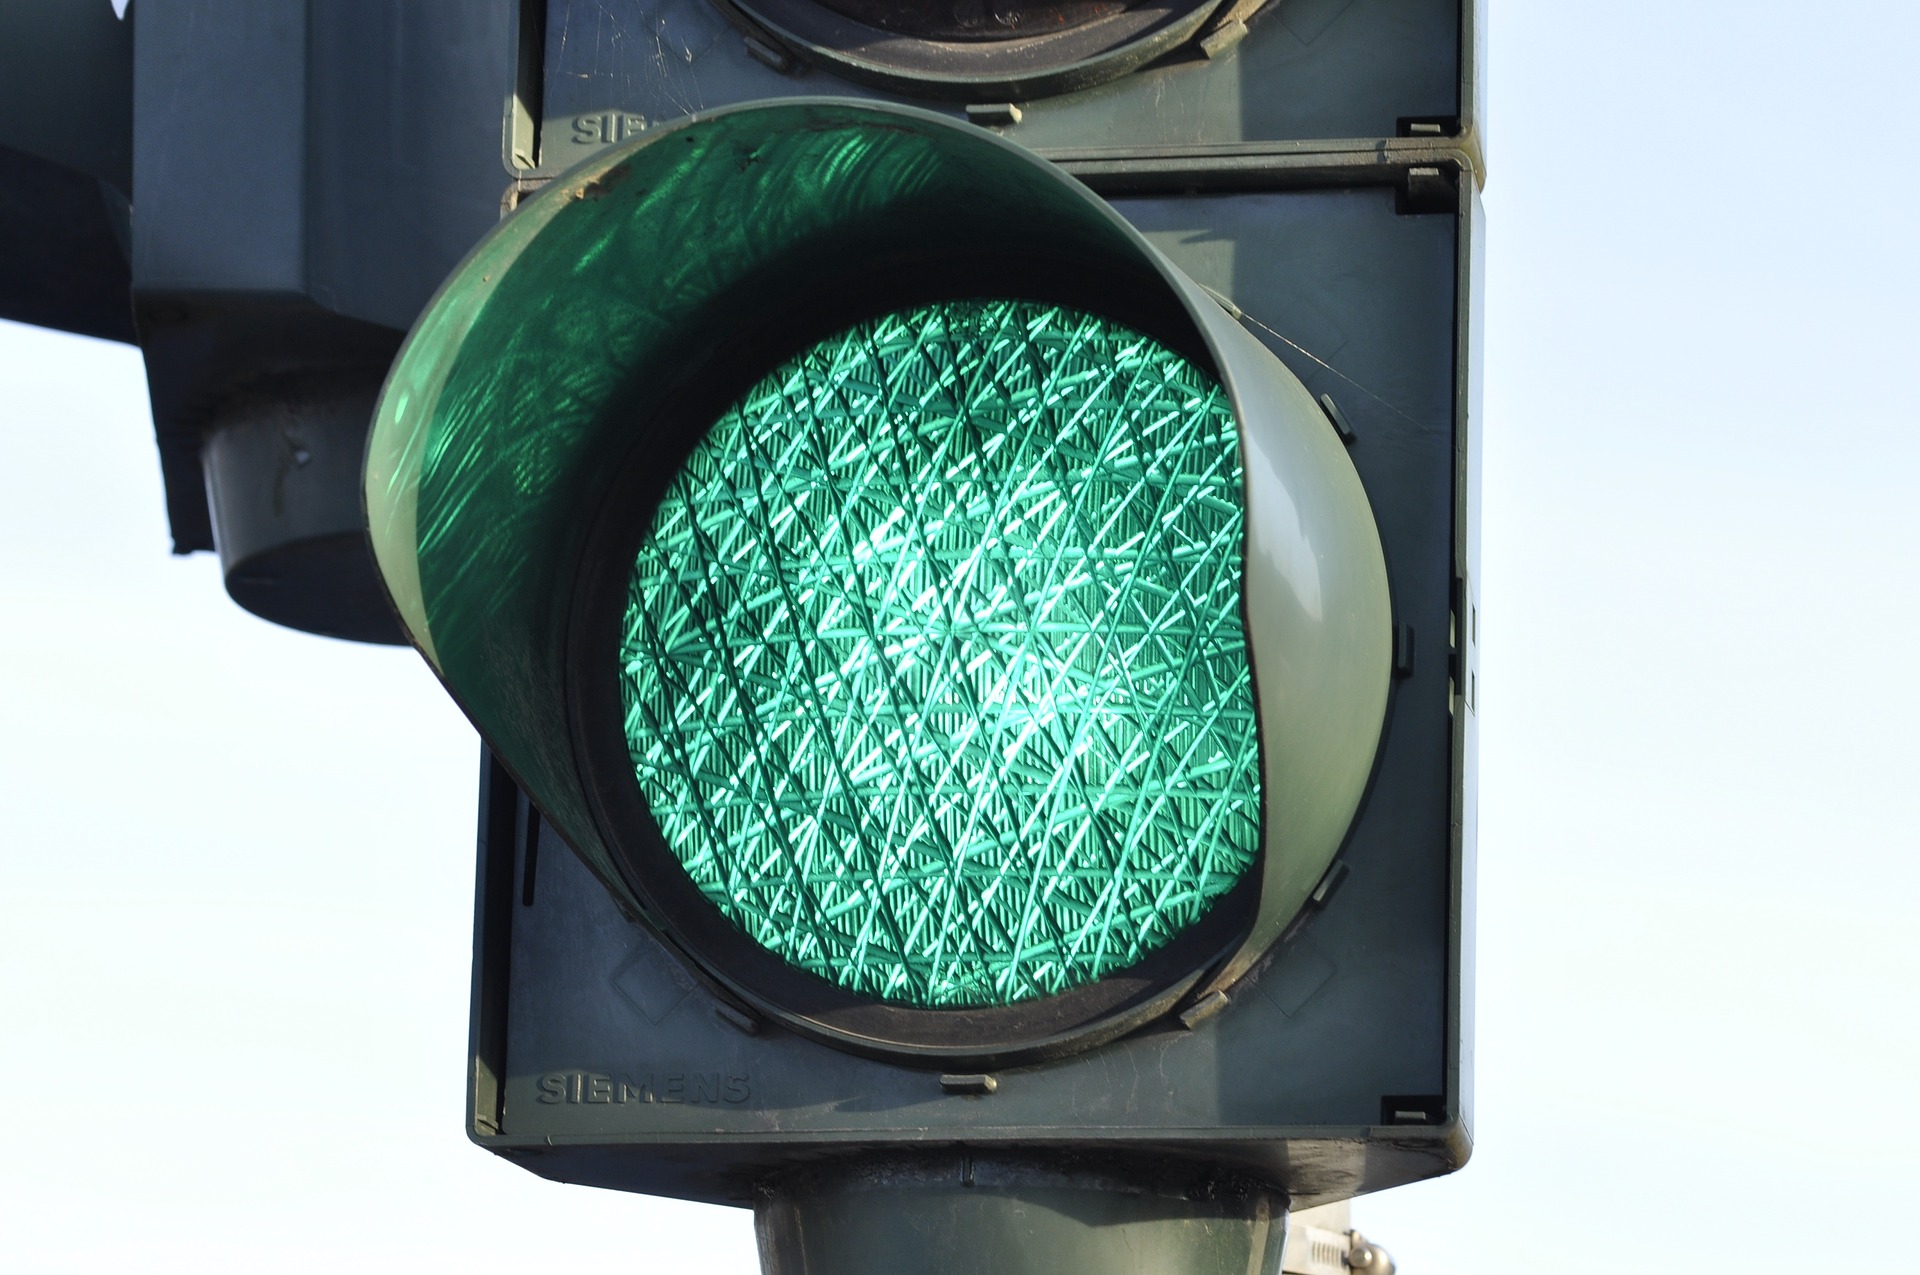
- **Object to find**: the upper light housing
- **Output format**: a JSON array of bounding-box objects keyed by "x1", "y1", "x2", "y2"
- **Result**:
[{"x1": 724, "y1": 0, "x2": 1227, "y2": 99}]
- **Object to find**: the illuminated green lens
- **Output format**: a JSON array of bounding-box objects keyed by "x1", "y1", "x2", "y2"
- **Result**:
[{"x1": 619, "y1": 299, "x2": 1259, "y2": 1008}]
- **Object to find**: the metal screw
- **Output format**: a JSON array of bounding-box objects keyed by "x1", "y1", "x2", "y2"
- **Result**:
[{"x1": 1348, "y1": 1235, "x2": 1395, "y2": 1275}]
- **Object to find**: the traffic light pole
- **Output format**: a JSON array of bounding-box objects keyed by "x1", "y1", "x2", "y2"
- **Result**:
[{"x1": 754, "y1": 1155, "x2": 1287, "y2": 1275}]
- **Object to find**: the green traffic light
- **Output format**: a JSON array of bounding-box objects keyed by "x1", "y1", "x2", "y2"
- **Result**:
[
  {"x1": 618, "y1": 298, "x2": 1260, "y2": 1008},
  {"x1": 367, "y1": 99, "x2": 1390, "y2": 1056}
]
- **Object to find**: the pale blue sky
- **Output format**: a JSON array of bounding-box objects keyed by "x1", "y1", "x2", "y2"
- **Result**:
[{"x1": 4, "y1": 3, "x2": 1918, "y2": 1271}]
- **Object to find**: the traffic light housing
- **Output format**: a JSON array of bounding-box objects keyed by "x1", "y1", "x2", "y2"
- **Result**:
[
  {"x1": 365, "y1": 0, "x2": 1481, "y2": 1202},
  {"x1": 0, "y1": 0, "x2": 1480, "y2": 1241}
]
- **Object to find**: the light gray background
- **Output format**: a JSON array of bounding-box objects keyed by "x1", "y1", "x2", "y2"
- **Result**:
[{"x1": 4, "y1": 1, "x2": 1917, "y2": 1269}]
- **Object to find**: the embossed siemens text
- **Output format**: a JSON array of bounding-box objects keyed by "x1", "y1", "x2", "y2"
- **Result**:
[{"x1": 536, "y1": 1071, "x2": 752, "y2": 1105}]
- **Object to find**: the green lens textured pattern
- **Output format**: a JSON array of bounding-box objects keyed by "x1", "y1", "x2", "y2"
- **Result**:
[{"x1": 619, "y1": 299, "x2": 1259, "y2": 1008}]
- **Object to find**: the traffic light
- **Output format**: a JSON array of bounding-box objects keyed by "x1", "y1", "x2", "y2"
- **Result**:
[
  {"x1": 362, "y1": 0, "x2": 1482, "y2": 1262},
  {"x1": 369, "y1": 98, "x2": 1392, "y2": 1069},
  {"x1": 1, "y1": 2, "x2": 1479, "y2": 1269}
]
